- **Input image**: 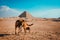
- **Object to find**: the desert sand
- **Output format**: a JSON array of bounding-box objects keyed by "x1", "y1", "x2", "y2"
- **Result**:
[{"x1": 0, "y1": 17, "x2": 60, "y2": 40}]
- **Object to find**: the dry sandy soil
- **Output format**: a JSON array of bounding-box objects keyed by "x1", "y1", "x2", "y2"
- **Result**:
[{"x1": 0, "y1": 18, "x2": 60, "y2": 40}]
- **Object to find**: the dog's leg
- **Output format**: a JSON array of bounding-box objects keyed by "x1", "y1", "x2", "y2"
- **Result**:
[
  {"x1": 24, "y1": 28, "x2": 26, "y2": 35},
  {"x1": 29, "y1": 28, "x2": 30, "y2": 33},
  {"x1": 18, "y1": 27, "x2": 22, "y2": 34},
  {"x1": 18, "y1": 27, "x2": 20, "y2": 35},
  {"x1": 15, "y1": 26, "x2": 17, "y2": 35},
  {"x1": 27, "y1": 27, "x2": 30, "y2": 33}
]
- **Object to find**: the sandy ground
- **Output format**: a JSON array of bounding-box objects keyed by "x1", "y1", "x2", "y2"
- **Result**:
[{"x1": 0, "y1": 18, "x2": 60, "y2": 40}]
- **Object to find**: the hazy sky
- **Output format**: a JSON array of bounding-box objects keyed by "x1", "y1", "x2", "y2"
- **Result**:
[{"x1": 0, "y1": 0, "x2": 60, "y2": 18}]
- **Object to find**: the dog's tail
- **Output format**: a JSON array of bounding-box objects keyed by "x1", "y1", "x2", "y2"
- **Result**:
[{"x1": 27, "y1": 24, "x2": 33, "y2": 26}]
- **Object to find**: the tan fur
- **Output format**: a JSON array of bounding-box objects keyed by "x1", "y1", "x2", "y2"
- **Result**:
[
  {"x1": 22, "y1": 21, "x2": 30, "y2": 34},
  {"x1": 15, "y1": 19, "x2": 33, "y2": 35}
]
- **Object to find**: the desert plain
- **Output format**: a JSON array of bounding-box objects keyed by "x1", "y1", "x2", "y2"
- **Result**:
[{"x1": 0, "y1": 17, "x2": 60, "y2": 40}]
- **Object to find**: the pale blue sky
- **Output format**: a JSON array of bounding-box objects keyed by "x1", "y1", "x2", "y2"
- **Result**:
[{"x1": 0, "y1": 0, "x2": 60, "y2": 18}]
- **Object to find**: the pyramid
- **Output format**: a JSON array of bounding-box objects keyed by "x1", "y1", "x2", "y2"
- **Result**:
[{"x1": 19, "y1": 11, "x2": 33, "y2": 19}]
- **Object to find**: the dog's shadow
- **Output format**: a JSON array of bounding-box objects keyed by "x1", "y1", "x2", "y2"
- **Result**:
[{"x1": 0, "y1": 34, "x2": 10, "y2": 37}]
